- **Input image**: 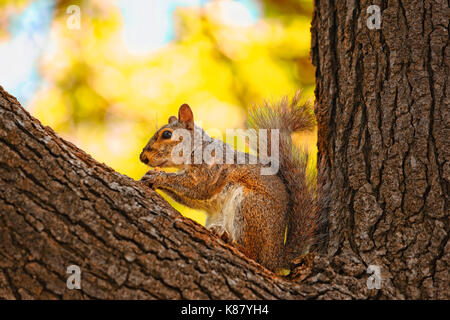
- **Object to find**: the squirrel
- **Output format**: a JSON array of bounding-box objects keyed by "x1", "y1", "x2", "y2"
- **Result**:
[{"x1": 139, "y1": 92, "x2": 321, "y2": 273}]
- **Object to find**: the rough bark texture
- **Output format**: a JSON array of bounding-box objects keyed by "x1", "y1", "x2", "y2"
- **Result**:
[{"x1": 311, "y1": 0, "x2": 449, "y2": 299}]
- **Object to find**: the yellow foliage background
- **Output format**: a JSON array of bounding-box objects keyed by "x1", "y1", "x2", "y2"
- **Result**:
[{"x1": 0, "y1": 0, "x2": 316, "y2": 225}]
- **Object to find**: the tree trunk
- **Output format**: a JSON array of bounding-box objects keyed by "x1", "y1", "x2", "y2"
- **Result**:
[{"x1": 311, "y1": 0, "x2": 448, "y2": 299}]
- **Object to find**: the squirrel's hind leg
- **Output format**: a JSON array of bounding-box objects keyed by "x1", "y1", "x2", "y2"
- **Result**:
[
  {"x1": 209, "y1": 224, "x2": 232, "y2": 243},
  {"x1": 239, "y1": 192, "x2": 288, "y2": 272}
]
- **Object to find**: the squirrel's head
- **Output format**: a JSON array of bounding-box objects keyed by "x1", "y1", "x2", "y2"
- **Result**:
[{"x1": 140, "y1": 103, "x2": 195, "y2": 168}]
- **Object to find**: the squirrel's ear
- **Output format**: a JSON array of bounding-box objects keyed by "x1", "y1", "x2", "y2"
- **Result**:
[
  {"x1": 168, "y1": 116, "x2": 177, "y2": 124},
  {"x1": 178, "y1": 104, "x2": 194, "y2": 129}
]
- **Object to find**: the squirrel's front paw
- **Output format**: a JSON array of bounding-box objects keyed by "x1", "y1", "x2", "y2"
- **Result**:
[{"x1": 140, "y1": 170, "x2": 160, "y2": 188}]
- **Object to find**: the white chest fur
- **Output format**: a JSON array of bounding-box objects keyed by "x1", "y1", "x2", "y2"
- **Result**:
[{"x1": 204, "y1": 185, "x2": 244, "y2": 242}]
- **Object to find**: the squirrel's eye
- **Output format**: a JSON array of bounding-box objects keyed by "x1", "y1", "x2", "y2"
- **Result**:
[{"x1": 161, "y1": 131, "x2": 172, "y2": 140}]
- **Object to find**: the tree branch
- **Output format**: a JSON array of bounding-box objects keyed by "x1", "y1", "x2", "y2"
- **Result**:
[{"x1": 0, "y1": 85, "x2": 334, "y2": 299}]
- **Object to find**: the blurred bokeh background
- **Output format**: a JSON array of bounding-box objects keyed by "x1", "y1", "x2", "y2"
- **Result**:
[{"x1": 0, "y1": 0, "x2": 316, "y2": 224}]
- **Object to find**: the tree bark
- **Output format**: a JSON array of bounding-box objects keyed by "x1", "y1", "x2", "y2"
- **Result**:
[{"x1": 311, "y1": 0, "x2": 448, "y2": 299}]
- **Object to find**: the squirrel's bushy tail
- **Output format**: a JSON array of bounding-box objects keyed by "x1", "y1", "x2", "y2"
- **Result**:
[{"x1": 247, "y1": 92, "x2": 321, "y2": 266}]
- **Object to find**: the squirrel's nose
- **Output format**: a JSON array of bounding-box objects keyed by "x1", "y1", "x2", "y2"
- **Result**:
[{"x1": 140, "y1": 152, "x2": 149, "y2": 164}]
